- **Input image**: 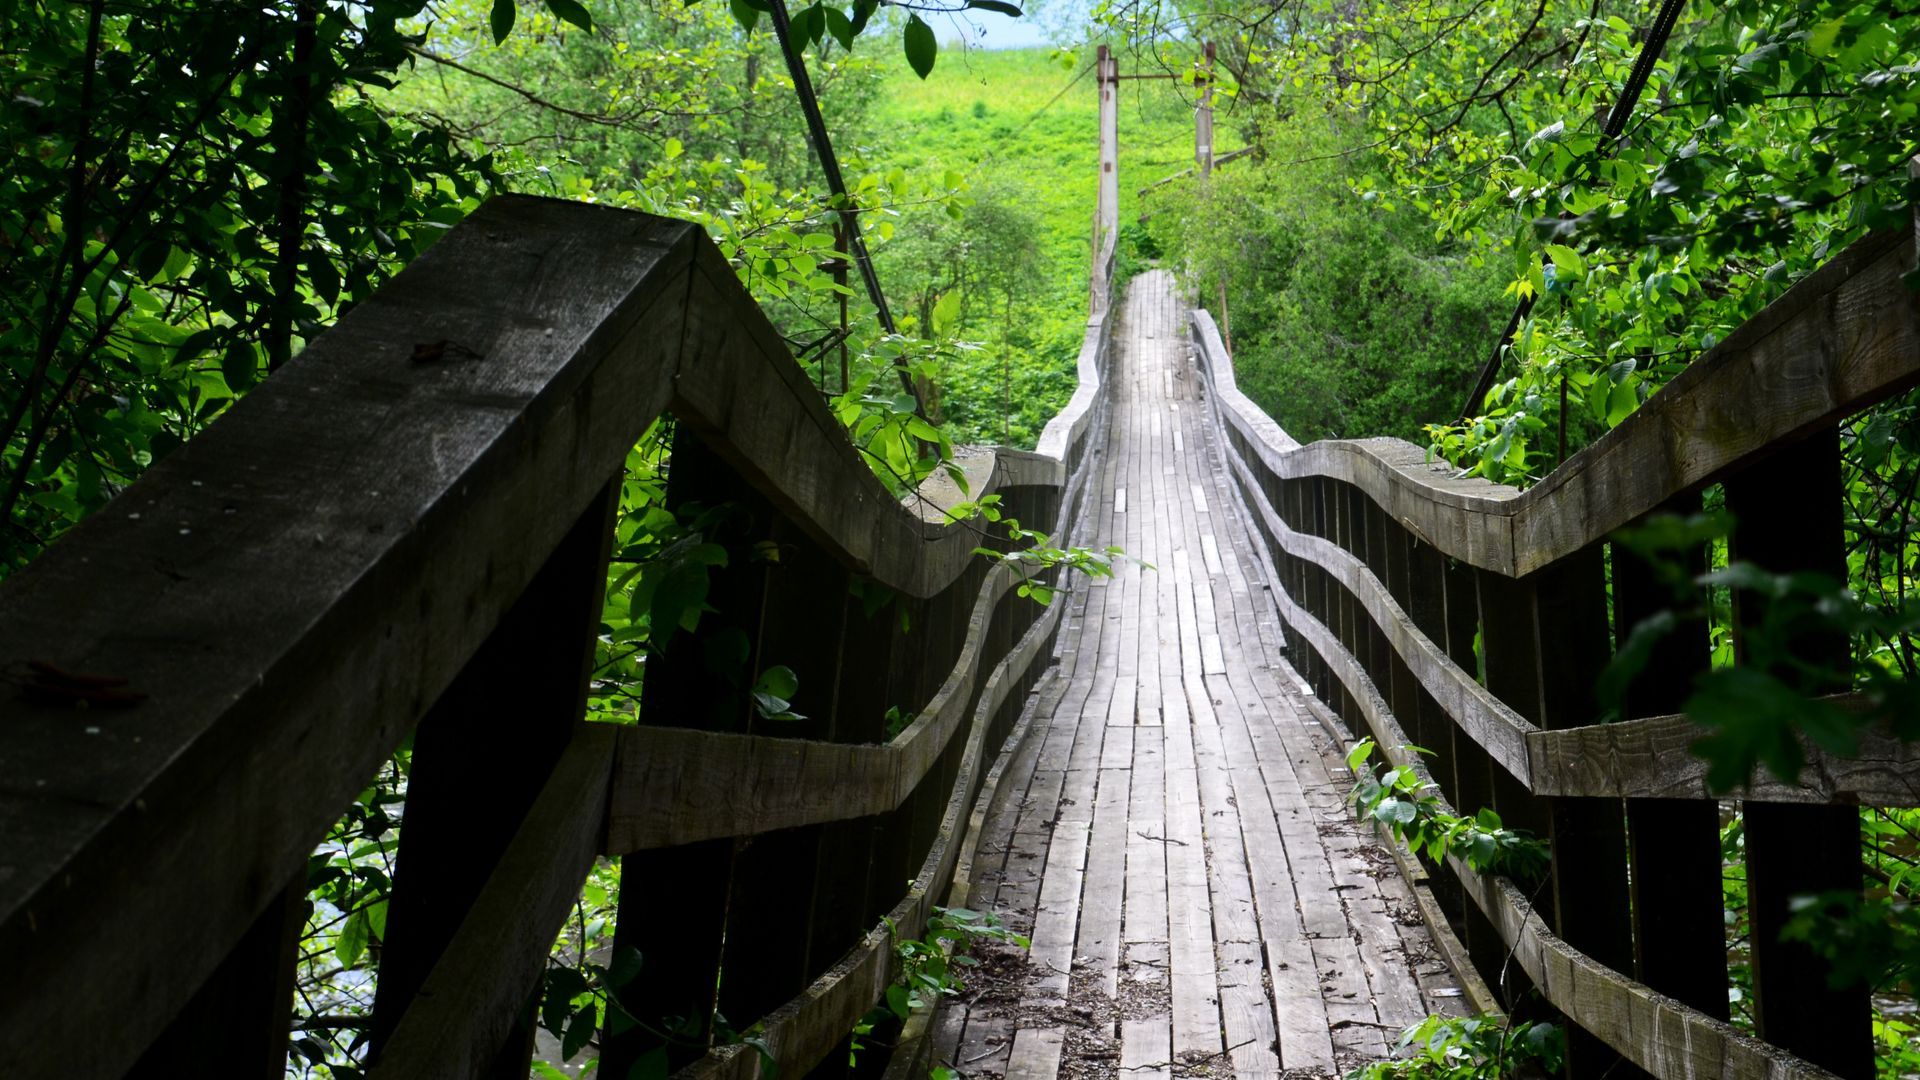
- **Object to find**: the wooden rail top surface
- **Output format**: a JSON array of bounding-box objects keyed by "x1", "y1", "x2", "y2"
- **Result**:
[
  {"x1": 1206, "y1": 226, "x2": 1920, "y2": 577},
  {"x1": 0, "y1": 194, "x2": 1098, "y2": 1073}
]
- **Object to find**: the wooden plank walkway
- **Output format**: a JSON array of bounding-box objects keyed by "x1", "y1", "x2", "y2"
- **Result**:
[{"x1": 945, "y1": 270, "x2": 1469, "y2": 1079}]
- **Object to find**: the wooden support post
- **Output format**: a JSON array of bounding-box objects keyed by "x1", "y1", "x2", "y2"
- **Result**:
[
  {"x1": 1381, "y1": 521, "x2": 1419, "y2": 735},
  {"x1": 1529, "y1": 545, "x2": 1640, "y2": 1080},
  {"x1": 1725, "y1": 431, "x2": 1872, "y2": 1080},
  {"x1": 602, "y1": 433, "x2": 776, "y2": 1076},
  {"x1": 720, "y1": 517, "x2": 850, "y2": 1032},
  {"x1": 1196, "y1": 42, "x2": 1215, "y2": 178},
  {"x1": 1405, "y1": 538, "x2": 1462, "y2": 921},
  {"x1": 130, "y1": 878, "x2": 306, "y2": 1078},
  {"x1": 1473, "y1": 571, "x2": 1551, "y2": 846},
  {"x1": 369, "y1": 476, "x2": 620, "y2": 1075},
  {"x1": 1613, "y1": 496, "x2": 1727, "y2": 1020},
  {"x1": 1441, "y1": 557, "x2": 1510, "y2": 1001},
  {"x1": 1093, "y1": 43, "x2": 1119, "y2": 314},
  {"x1": 1362, "y1": 499, "x2": 1392, "y2": 698}
]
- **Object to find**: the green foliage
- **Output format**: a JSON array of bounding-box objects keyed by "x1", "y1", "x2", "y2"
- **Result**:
[
  {"x1": 847, "y1": 907, "x2": 1028, "y2": 1069},
  {"x1": 1142, "y1": 117, "x2": 1506, "y2": 444},
  {"x1": 1345, "y1": 739, "x2": 1549, "y2": 880},
  {"x1": 885, "y1": 907, "x2": 1028, "y2": 1018},
  {"x1": 0, "y1": 0, "x2": 484, "y2": 570},
  {"x1": 957, "y1": 493, "x2": 1135, "y2": 606},
  {"x1": 1100, "y1": 0, "x2": 1920, "y2": 485},
  {"x1": 863, "y1": 47, "x2": 1218, "y2": 448},
  {"x1": 1603, "y1": 513, "x2": 1920, "y2": 791},
  {"x1": 1348, "y1": 1015, "x2": 1563, "y2": 1080}
]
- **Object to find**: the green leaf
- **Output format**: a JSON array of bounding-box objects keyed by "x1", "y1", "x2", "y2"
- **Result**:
[
  {"x1": 561, "y1": 1007, "x2": 595, "y2": 1061},
  {"x1": 1345, "y1": 738, "x2": 1376, "y2": 772},
  {"x1": 824, "y1": 5, "x2": 854, "y2": 49},
  {"x1": 850, "y1": 0, "x2": 878, "y2": 34},
  {"x1": 755, "y1": 665, "x2": 799, "y2": 699},
  {"x1": 544, "y1": 0, "x2": 592, "y2": 31},
  {"x1": 489, "y1": 0, "x2": 516, "y2": 43},
  {"x1": 1543, "y1": 243, "x2": 1584, "y2": 280},
  {"x1": 903, "y1": 14, "x2": 936, "y2": 78},
  {"x1": 792, "y1": 3, "x2": 824, "y2": 47},
  {"x1": 608, "y1": 946, "x2": 645, "y2": 988},
  {"x1": 931, "y1": 289, "x2": 961, "y2": 333},
  {"x1": 335, "y1": 909, "x2": 370, "y2": 968},
  {"x1": 964, "y1": 0, "x2": 1022, "y2": 14},
  {"x1": 730, "y1": 0, "x2": 761, "y2": 31}
]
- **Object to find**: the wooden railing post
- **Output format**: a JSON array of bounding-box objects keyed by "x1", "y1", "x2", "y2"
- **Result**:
[
  {"x1": 1528, "y1": 546, "x2": 1640, "y2": 1080},
  {"x1": 1405, "y1": 538, "x2": 1463, "y2": 920},
  {"x1": 1724, "y1": 431, "x2": 1872, "y2": 1080},
  {"x1": 1612, "y1": 497, "x2": 1727, "y2": 1019},
  {"x1": 129, "y1": 878, "x2": 305, "y2": 1077},
  {"x1": 720, "y1": 517, "x2": 851, "y2": 1033},
  {"x1": 1473, "y1": 572, "x2": 1551, "y2": 844},
  {"x1": 368, "y1": 475, "x2": 621, "y2": 1075},
  {"x1": 603, "y1": 434, "x2": 773, "y2": 1076},
  {"x1": 1310, "y1": 477, "x2": 1337, "y2": 708},
  {"x1": 1381, "y1": 521, "x2": 1421, "y2": 742}
]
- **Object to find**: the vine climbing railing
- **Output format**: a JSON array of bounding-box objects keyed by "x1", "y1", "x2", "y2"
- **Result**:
[
  {"x1": 1194, "y1": 219, "x2": 1920, "y2": 1080},
  {"x1": 0, "y1": 191, "x2": 1119, "y2": 1079}
]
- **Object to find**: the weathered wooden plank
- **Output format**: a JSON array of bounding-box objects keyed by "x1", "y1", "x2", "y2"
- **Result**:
[
  {"x1": 1077, "y1": 766, "x2": 1131, "y2": 997},
  {"x1": 1004, "y1": 1027, "x2": 1065, "y2": 1080},
  {"x1": 0, "y1": 198, "x2": 697, "y2": 1079},
  {"x1": 604, "y1": 564, "x2": 1032, "y2": 852},
  {"x1": 369, "y1": 478, "x2": 618, "y2": 1075},
  {"x1": 1120, "y1": 1016, "x2": 1172, "y2": 1080},
  {"x1": 1524, "y1": 695, "x2": 1920, "y2": 803},
  {"x1": 1214, "y1": 439, "x2": 1537, "y2": 782},
  {"x1": 370, "y1": 724, "x2": 617, "y2": 1079},
  {"x1": 1447, "y1": 854, "x2": 1851, "y2": 1080},
  {"x1": 1726, "y1": 434, "x2": 1871, "y2": 1080}
]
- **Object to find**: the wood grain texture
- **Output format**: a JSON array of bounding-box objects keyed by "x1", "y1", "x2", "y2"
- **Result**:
[
  {"x1": 370, "y1": 723, "x2": 617, "y2": 1079},
  {"x1": 1276, "y1": 586, "x2": 1850, "y2": 1080},
  {"x1": 1212, "y1": 350, "x2": 1920, "y2": 808},
  {"x1": 1211, "y1": 429, "x2": 1537, "y2": 784},
  {"x1": 0, "y1": 197, "x2": 695, "y2": 1079},
  {"x1": 670, "y1": 530, "x2": 1065, "y2": 1080},
  {"x1": 1524, "y1": 696, "x2": 1920, "y2": 803},
  {"x1": 940, "y1": 272, "x2": 1459, "y2": 1080},
  {"x1": 604, "y1": 563, "x2": 1024, "y2": 851},
  {"x1": 0, "y1": 194, "x2": 1085, "y2": 1080}
]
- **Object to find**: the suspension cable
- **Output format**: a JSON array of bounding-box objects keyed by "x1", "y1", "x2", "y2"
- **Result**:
[
  {"x1": 1455, "y1": 0, "x2": 1690, "y2": 423},
  {"x1": 764, "y1": 0, "x2": 924, "y2": 411}
]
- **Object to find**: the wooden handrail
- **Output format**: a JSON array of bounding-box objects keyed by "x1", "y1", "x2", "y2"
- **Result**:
[
  {"x1": 0, "y1": 192, "x2": 1111, "y2": 1079},
  {"x1": 1199, "y1": 226, "x2": 1920, "y2": 576},
  {"x1": 1191, "y1": 215, "x2": 1920, "y2": 1079}
]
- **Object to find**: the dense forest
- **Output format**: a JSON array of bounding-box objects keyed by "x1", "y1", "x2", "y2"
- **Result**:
[{"x1": 7, "y1": 0, "x2": 1920, "y2": 1076}]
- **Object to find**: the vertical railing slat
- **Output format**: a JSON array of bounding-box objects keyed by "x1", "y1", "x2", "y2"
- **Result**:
[{"x1": 1725, "y1": 431, "x2": 1872, "y2": 1080}]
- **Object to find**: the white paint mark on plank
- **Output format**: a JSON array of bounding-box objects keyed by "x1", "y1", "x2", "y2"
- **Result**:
[
  {"x1": 1115, "y1": 487, "x2": 1127, "y2": 513},
  {"x1": 1173, "y1": 430, "x2": 1184, "y2": 453},
  {"x1": 1190, "y1": 484, "x2": 1209, "y2": 513},
  {"x1": 1121, "y1": 1016, "x2": 1172, "y2": 1080},
  {"x1": 1005, "y1": 1027, "x2": 1066, "y2": 1080},
  {"x1": 1200, "y1": 633, "x2": 1227, "y2": 675},
  {"x1": 1028, "y1": 820, "x2": 1090, "y2": 1001},
  {"x1": 1200, "y1": 534, "x2": 1223, "y2": 576}
]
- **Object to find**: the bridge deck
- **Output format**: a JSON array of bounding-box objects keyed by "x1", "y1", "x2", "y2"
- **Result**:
[{"x1": 945, "y1": 270, "x2": 1469, "y2": 1079}]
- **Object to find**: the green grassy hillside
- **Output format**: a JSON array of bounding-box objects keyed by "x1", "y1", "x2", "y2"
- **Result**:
[{"x1": 852, "y1": 45, "x2": 1227, "y2": 447}]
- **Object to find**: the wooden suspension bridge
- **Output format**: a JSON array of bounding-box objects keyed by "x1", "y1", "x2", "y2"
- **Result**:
[{"x1": 4, "y1": 46, "x2": 1920, "y2": 1080}]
